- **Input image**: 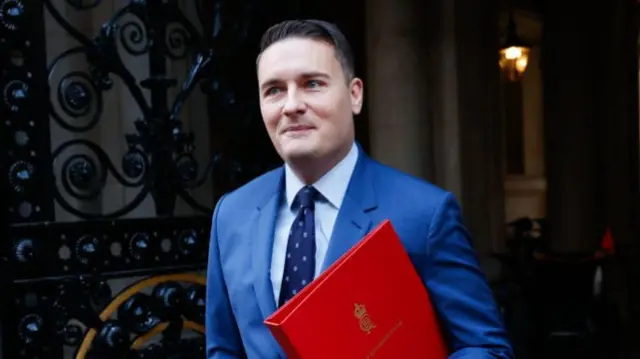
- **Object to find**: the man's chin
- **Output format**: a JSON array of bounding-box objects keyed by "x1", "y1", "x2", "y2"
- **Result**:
[{"x1": 280, "y1": 143, "x2": 318, "y2": 162}]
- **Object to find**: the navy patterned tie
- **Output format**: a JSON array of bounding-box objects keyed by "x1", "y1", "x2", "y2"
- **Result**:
[{"x1": 278, "y1": 185, "x2": 318, "y2": 307}]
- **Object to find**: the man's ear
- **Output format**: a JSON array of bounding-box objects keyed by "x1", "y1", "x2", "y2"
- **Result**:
[{"x1": 349, "y1": 77, "x2": 364, "y2": 115}]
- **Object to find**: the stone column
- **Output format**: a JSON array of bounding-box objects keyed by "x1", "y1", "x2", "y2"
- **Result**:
[
  {"x1": 540, "y1": 1, "x2": 605, "y2": 253},
  {"x1": 541, "y1": 0, "x2": 639, "y2": 253},
  {"x1": 594, "y1": 0, "x2": 639, "y2": 252},
  {"x1": 365, "y1": 0, "x2": 506, "y2": 260},
  {"x1": 365, "y1": 0, "x2": 431, "y2": 179},
  {"x1": 424, "y1": 0, "x2": 506, "y2": 256}
]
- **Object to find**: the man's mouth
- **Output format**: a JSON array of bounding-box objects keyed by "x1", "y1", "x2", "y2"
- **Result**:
[{"x1": 283, "y1": 125, "x2": 315, "y2": 134}]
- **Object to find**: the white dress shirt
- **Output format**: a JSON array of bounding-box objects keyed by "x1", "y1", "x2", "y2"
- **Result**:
[{"x1": 270, "y1": 142, "x2": 359, "y2": 303}]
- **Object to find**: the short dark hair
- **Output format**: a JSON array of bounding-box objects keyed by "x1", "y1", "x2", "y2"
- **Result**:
[{"x1": 257, "y1": 19, "x2": 356, "y2": 81}]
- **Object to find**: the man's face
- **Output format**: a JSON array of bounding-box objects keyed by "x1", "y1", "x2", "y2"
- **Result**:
[{"x1": 257, "y1": 37, "x2": 363, "y2": 166}]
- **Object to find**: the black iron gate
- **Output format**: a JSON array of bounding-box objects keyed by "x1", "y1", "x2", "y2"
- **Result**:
[{"x1": 0, "y1": 1, "x2": 295, "y2": 358}]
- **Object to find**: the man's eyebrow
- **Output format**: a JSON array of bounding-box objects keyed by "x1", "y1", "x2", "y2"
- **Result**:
[{"x1": 299, "y1": 71, "x2": 330, "y2": 79}]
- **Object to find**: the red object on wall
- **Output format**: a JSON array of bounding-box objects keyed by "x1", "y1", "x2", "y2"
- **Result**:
[{"x1": 600, "y1": 228, "x2": 615, "y2": 254}]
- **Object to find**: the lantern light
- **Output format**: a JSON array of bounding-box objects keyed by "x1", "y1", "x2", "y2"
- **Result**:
[{"x1": 499, "y1": 15, "x2": 531, "y2": 81}]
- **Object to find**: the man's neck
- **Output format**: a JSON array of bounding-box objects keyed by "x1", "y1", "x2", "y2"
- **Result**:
[{"x1": 288, "y1": 142, "x2": 354, "y2": 185}]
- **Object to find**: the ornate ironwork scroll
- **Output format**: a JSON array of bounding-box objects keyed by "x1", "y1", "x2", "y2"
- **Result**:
[{"x1": 43, "y1": 0, "x2": 278, "y2": 220}]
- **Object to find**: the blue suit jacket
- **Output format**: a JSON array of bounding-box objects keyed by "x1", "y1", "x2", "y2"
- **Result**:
[{"x1": 206, "y1": 148, "x2": 514, "y2": 358}]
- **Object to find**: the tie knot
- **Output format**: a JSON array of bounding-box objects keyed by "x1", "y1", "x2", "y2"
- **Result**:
[{"x1": 295, "y1": 186, "x2": 318, "y2": 209}]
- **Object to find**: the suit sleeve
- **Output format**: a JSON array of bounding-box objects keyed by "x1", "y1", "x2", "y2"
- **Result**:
[
  {"x1": 424, "y1": 192, "x2": 514, "y2": 359},
  {"x1": 205, "y1": 194, "x2": 245, "y2": 358}
]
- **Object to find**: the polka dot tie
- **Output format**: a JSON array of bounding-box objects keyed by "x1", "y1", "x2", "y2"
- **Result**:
[{"x1": 278, "y1": 185, "x2": 319, "y2": 307}]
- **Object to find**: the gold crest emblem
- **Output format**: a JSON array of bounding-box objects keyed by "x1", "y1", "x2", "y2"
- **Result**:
[{"x1": 354, "y1": 303, "x2": 375, "y2": 334}]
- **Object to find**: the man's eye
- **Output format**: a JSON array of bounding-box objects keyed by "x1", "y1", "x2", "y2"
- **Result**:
[
  {"x1": 265, "y1": 87, "x2": 281, "y2": 96},
  {"x1": 306, "y1": 80, "x2": 321, "y2": 88}
]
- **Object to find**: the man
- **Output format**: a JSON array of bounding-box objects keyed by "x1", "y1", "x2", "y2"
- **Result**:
[{"x1": 206, "y1": 19, "x2": 513, "y2": 358}]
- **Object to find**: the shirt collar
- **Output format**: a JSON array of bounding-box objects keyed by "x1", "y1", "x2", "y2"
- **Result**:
[{"x1": 284, "y1": 142, "x2": 359, "y2": 210}]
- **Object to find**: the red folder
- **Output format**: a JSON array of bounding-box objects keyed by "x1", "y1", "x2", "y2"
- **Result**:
[{"x1": 264, "y1": 220, "x2": 449, "y2": 358}]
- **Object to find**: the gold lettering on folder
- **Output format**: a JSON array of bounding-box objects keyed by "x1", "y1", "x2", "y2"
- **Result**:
[{"x1": 354, "y1": 303, "x2": 376, "y2": 334}]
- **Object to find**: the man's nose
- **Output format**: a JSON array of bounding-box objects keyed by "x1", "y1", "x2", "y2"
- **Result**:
[{"x1": 282, "y1": 90, "x2": 306, "y2": 116}]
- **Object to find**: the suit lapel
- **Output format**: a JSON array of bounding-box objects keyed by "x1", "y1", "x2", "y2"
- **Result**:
[
  {"x1": 251, "y1": 168, "x2": 283, "y2": 321},
  {"x1": 322, "y1": 151, "x2": 378, "y2": 271},
  {"x1": 322, "y1": 196, "x2": 372, "y2": 270}
]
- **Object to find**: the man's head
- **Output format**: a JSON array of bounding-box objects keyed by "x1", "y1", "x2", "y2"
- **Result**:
[{"x1": 256, "y1": 19, "x2": 363, "y2": 183}]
